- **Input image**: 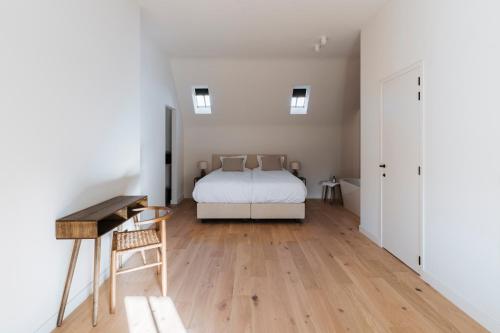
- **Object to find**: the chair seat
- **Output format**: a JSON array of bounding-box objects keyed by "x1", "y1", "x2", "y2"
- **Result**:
[{"x1": 113, "y1": 229, "x2": 160, "y2": 252}]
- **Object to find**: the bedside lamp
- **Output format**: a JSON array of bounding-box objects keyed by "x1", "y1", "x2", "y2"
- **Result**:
[
  {"x1": 290, "y1": 161, "x2": 301, "y2": 176},
  {"x1": 198, "y1": 161, "x2": 208, "y2": 177}
]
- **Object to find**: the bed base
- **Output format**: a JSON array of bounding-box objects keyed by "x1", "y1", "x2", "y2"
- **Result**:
[{"x1": 197, "y1": 203, "x2": 305, "y2": 220}]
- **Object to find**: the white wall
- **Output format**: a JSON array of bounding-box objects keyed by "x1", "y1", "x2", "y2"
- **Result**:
[
  {"x1": 170, "y1": 58, "x2": 360, "y2": 198},
  {"x1": 0, "y1": 1, "x2": 149, "y2": 332},
  {"x1": 172, "y1": 105, "x2": 185, "y2": 204},
  {"x1": 361, "y1": 1, "x2": 500, "y2": 331},
  {"x1": 340, "y1": 59, "x2": 361, "y2": 178},
  {"x1": 140, "y1": 16, "x2": 181, "y2": 205}
]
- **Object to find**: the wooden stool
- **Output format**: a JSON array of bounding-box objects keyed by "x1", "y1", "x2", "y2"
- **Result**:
[
  {"x1": 320, "y1": 179, "x2": 343, "y2": 205},
  {"x1": 110, "y1": 206, "x2": 172, "y2": 314},
  {"x1": 328, "y1": 183, "x2": 344, "y2": 205}
]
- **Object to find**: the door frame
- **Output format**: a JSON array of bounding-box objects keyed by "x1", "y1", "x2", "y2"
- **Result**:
[
  {"x1": 165, "y1": 105, "x2": 180, "y2": 205},
  {"x1": 379, "y1": 61, "x2": 425, "y2": 273}
]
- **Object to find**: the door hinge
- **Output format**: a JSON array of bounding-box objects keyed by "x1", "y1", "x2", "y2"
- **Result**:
[
  {"x1": 418, "y1": 166, "x2": 421, "y2": 175},
  {"x1": 418, "y1": 256, "x2": 421, "y2": 266},
  {"x1": 418, "y1": 91, "x2": 421, "y2": 100},
  {"x1": 418, "y1": 76, "x2": 421, "y2": 86}
]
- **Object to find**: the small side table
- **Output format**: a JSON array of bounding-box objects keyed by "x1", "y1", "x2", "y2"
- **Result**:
[
  {"x1": 194, "y1": 176, "x2": 203, "y2": 186},
  {"x1": 297, "y1": 176, "x2": 306, "y2": 185}
]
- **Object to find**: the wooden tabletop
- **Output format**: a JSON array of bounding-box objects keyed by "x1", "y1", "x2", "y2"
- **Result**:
[{"x1": 56, "y1": 195, "x2": 148, "y2": 239}]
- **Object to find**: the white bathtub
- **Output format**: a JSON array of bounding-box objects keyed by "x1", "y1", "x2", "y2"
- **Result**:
[{"x1": 340, "y1": 178, "x2": 360, "y2": 216}]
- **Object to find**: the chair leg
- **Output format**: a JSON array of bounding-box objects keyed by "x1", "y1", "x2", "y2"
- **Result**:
[
  {"x1": 160, "y1": 223, "x2": 167, "y2": 297},
  {"x1": 160, "y1": 247, "x2": 167, "y2": 296},
  {"x1": 110, "y1": 250, "x2": 117, "y2": 314},
  {"x1": 156, "y1": 249, "x2": 161, "y2": 275}
]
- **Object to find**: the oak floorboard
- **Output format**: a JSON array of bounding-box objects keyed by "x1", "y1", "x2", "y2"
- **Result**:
[{"x1": 53, "y1": 199, "x2": 486, "y2": 333}]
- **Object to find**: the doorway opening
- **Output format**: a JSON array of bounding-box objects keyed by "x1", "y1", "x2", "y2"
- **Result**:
[{"x1": 165, "y1": 106, "x2": 174, "y2": 206}]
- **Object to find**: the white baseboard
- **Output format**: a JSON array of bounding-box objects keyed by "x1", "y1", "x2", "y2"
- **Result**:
[
  {"x1": 421, "y1": 271, "x2": 500, "y2": 333},
  {"x1": 359, "y1": 225, "x2": 381, "y2": 246}
]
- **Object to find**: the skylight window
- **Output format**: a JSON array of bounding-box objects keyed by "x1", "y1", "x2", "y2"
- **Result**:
[
  {"x1": 192, "y1": 87, "x2": 211, "y2": 114},
  {"x1": 290, "y1": 86, "x2": 310, "y2": 114}
]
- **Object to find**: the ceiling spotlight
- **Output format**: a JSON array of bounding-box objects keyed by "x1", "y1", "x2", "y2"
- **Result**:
[
  {"x1": 314, "y1": 44, "x2": 321, "y2": 52},
  {"x1": 320, "y1": 36, "x2": 328, "y2": 46}
]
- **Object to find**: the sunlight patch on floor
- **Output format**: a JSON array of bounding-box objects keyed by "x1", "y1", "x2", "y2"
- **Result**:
[{"x1": 125, "y1": 296, "x2": 186, "y2": 333}]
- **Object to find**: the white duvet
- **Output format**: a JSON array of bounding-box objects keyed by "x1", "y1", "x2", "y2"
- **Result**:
[
  {"x1": 251, "y1": 169, "x2": 307, "y2": 203},
  {"x1": 192, "y1": 168, "x2": 253, "y2": 203},
  {"x1": 192, "y1": 168, "x2": 307, "y2": 204}
]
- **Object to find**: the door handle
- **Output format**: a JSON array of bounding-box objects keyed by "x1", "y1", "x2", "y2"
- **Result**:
[{"x1": 379, "y1": 164, "x2": 386, "y2": 168}]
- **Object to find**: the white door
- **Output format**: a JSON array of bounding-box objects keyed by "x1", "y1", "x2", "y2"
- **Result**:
[{"x1": 381, "y1": 66, "x2": 422, "y2": 272}]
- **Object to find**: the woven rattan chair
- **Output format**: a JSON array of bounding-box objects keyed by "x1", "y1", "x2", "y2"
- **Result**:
[{"x1": 109, "y1": 206, "x2": 172, "y2": 314}]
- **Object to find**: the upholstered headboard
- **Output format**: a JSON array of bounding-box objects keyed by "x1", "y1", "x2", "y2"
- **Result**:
[{"x1": 212, "y1": 154, "x2": 288, "y2": 170}]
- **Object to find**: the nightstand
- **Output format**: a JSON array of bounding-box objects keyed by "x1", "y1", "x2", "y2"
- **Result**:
[
  {"x1": 297, "y1": 176, "x2": 306, "y2": 185},
  {"x1": 194, "y1": 176, "x2": 204, "y2": 186}
]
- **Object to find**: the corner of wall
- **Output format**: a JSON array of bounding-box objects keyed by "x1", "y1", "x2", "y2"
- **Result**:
[{"x1": 359, "y1": 225, "x2": 381, "y2": 247}]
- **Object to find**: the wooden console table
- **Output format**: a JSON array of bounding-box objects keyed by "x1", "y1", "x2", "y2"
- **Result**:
[{"x1": 55, "y1": 195, "x2": 148, "y2": 327}]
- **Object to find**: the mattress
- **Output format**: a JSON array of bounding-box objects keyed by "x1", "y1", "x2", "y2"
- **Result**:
[
  {"x1": 192, "y1": 168, "x2": 307, "y2": 204},
  {"x1": 251, "y1": 169, "x2": 307, "y2": 203},
  {"x1": 192, "y1": 168, "x2": 253, "y2": 203}
]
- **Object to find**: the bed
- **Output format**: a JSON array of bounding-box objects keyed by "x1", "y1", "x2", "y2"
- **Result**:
[{"x1": 193, "y1": 154, "x2": 306, "y2": 221}]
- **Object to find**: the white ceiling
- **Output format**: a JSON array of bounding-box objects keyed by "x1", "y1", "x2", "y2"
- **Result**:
[{"x1": 139, "y1": 0, "x2": 387, "y2": 58}]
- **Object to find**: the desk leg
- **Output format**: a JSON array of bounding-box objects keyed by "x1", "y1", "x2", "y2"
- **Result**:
[
  {"x1": 92, "y1": 237, "x2": 101, "y2": 327},
  {"x1": 57, "y1": 239, "x2": 81, "y2": 327}
]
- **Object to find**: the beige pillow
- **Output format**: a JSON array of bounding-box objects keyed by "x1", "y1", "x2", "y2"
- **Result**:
[
  {"x1": 220, "y1": 155, "x2": 247, "y2": 168},
  {"x1": 261, "y1": 156, "x2": 283, "y2": 171},
  {"x1": 257, "y1": 154, "x2": 284, "y2": 168},
  {"x1": 222, "y1": 157, "x2": 245, "y2": 171}
]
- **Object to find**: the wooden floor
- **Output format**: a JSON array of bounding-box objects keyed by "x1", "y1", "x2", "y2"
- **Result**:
[{"x1": 54, "y1": 199, "x2": 486, "y2": 333}]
